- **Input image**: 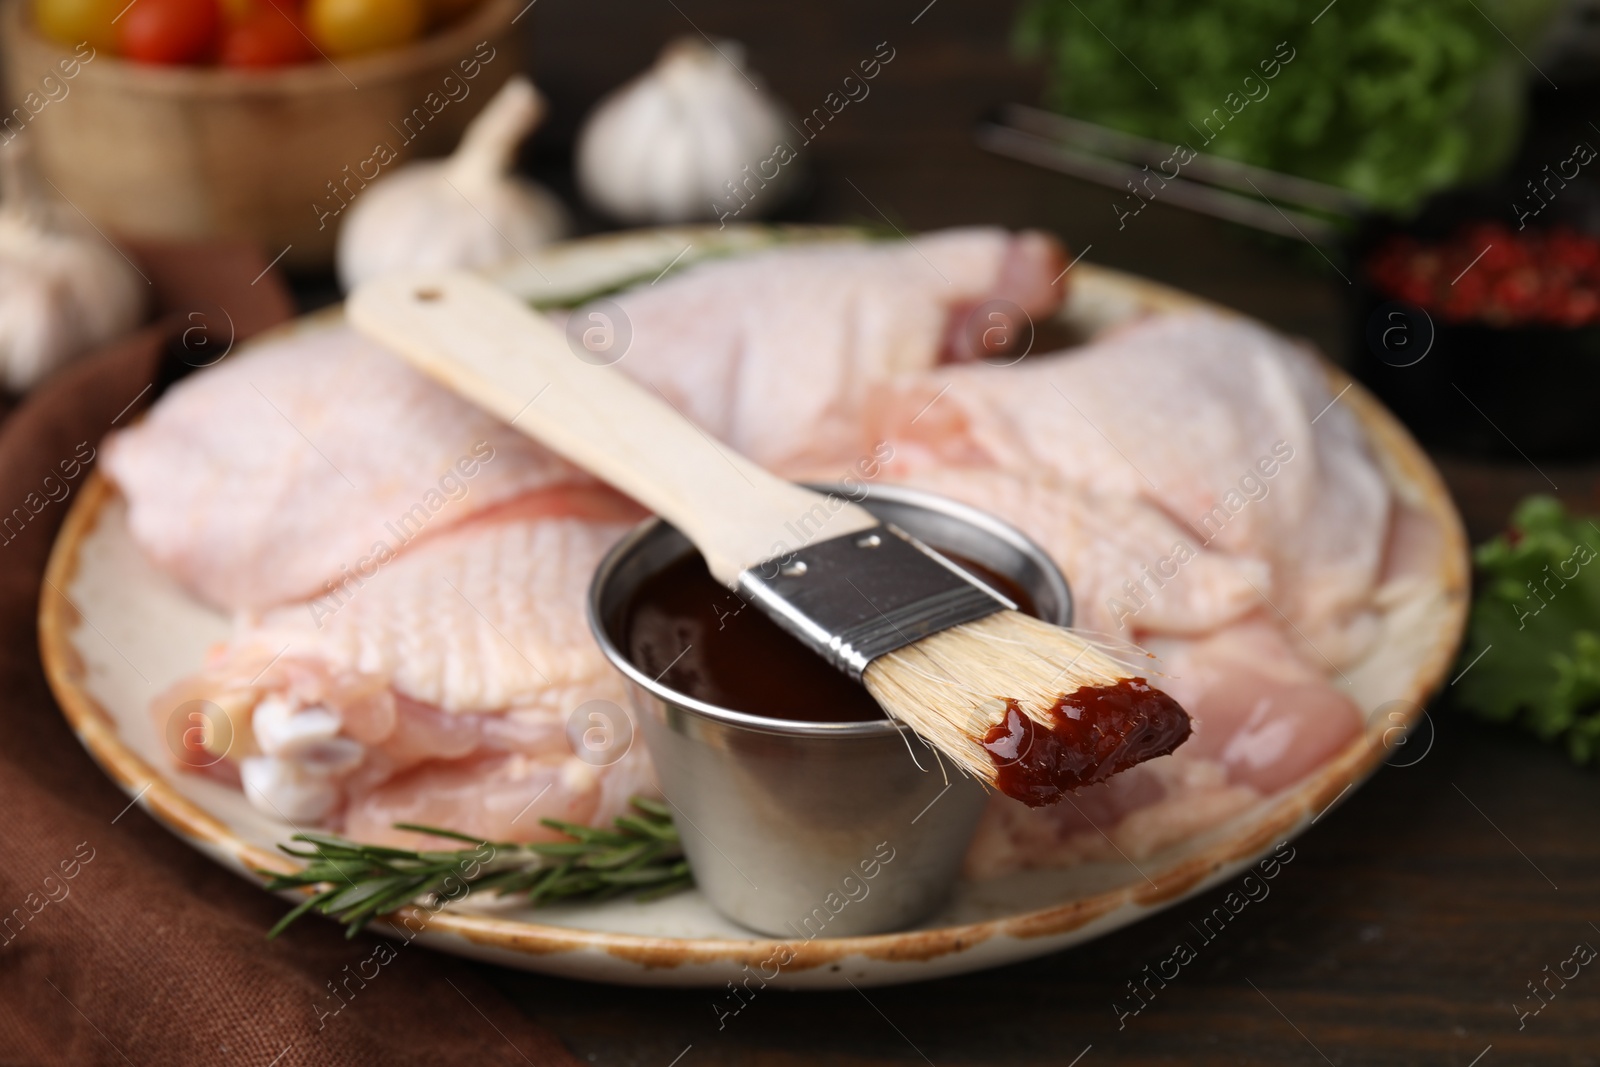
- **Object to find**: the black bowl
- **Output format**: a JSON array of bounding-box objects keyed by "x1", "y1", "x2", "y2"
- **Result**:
[
  {"x1": 1349, "y1": 304, "x2": 1600, "y2": 461},
  {"x1": 1347, "y1": 179, "x2": 1600, "y2": 462}
]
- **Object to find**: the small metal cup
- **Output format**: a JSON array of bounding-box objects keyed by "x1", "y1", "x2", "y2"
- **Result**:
[{"x1": 588, "y1": 483, "x2": 1072, "y2": 937}]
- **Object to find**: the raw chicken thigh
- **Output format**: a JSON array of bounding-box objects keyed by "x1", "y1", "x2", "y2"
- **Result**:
[
  {"x1": 153, "y1": 490, "x2": 650, "y2": 848},
  {"x1": 855, "y1": 312, "x2": 1383, "y2": 874},
  {"x1": 867, "y1": 311, "x2": 1391, "y2": 667}
]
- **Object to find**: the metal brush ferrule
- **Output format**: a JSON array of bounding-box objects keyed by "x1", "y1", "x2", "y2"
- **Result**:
[{"x1": 735, "y1": 524, "x2": 1014, "y2": 680}]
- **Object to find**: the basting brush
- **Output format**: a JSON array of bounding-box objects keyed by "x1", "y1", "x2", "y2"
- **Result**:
[{"x1": 347, "y1": 270, "x2": 1190, "y2": 804}]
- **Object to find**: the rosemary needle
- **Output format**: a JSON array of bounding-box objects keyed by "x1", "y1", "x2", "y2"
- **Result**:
[{"x1": 258, "y1": 796, "x2": 691, "y2": 939}]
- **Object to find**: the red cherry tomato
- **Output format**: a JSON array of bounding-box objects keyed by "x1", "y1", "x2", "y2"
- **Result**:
[
  {"x1": 117, "y1": 0, "x2": 222, "y2": 64},
  {"x1": 221, "y1": 8, "x2": 315, "y2": 67}
]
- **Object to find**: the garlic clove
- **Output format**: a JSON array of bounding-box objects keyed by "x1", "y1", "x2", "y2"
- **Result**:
[
  {"x1": 576, "y1": 37, "x2": 799, "y2": 225},
  {"x1": 0, "y1": 140, "x2": 145, "y2": 392},
  {"x1": 0, "y1": 263, "x2": 76, "y2": 393},
  {"x1": 443, "y1": 75, "x2": 544, "y2": 193},
  {"x1": 336, "y1": 76, "x2": 569, "y2": 291}
]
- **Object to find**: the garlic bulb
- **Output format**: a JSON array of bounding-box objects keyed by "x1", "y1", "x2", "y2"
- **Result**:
[
  {"x1": 0, "y1": 139, "x2": 145, "y2": 392},
  {"x1": 577, "y1": 37, "x2": 799, "y2": 224},
  {"x1": 336, "y1": 76, "x2": 569, "y2": 291}
]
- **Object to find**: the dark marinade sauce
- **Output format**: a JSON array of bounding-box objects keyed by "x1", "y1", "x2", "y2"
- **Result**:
[
  {"x1": 980, "y1": 680, "x2": 1192, "y2": 807},
  {"x1": 624, "y1": 550, "x2": 1035, "y2": 723}
]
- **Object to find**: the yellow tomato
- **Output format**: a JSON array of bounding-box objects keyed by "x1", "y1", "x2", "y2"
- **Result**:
[
  {"x1": 307, "y1": 0, "x2": 423, "y2": 56},
  {"x1": 33, "y1": 0, "x2": 121, "y2": 52}
]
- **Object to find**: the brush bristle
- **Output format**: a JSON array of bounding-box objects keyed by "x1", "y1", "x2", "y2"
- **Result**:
[{"x1": 861, "y1": 610, "x2": 1141, "y2": 784}]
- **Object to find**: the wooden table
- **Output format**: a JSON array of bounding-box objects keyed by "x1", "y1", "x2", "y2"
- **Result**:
[{"x1": 331, "y1": 2, "x2": 1600, "y2": 1061}]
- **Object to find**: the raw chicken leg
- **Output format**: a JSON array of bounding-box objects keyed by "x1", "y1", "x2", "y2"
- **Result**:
[{"x1": 151, "y1": 491, "x2": 652, "y2": 847}]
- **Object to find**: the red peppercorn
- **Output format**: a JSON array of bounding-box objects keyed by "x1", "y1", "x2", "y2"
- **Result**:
[{"x1": 1366, "y1": 225, "x2": 1600, "y2": 327}]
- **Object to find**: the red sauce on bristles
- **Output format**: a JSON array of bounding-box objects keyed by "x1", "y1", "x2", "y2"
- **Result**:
[{"x1": 862, "y1": 611, "x2": 1192, "y2": 806}]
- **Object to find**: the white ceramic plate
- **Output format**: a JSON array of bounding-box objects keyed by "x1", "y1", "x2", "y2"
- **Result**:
[{"x1": 40, "y1": 227, "x2": 1469, "y2": 987}]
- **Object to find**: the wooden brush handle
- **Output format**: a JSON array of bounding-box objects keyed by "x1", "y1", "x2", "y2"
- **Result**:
[{"x1": 346, "y1": 269, "x2": 879, "y2": 585}]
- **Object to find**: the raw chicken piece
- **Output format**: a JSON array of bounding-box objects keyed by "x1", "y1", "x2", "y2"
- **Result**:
[
  {"x1": 251, "y1": 502, "x2": 638, "y2": 713},
  {"x1": 866, "y1": 311, "x2": 1391, "y2": 665},
  {"x1": 343, "y1": 740, "x2": 658, "y2": 851},
  {"x1": 1144, "y1": 621, "x2": 1364, "y2": 795},
  {"x1": 587, "y1": 228, "x2": 1066, "y2": 470},
  {"x1": 870, "y1": 466, "x2": 1271, "y2": 636},
  {"x1": 103, "y1": 325, "x2": 583, "y2": 612},
  {"x1": 150, "y1": 493, "x2": 654, "y2": 845},
  {"x1": 939, "y1": 229, "x2": 1067, "y2": 363}
]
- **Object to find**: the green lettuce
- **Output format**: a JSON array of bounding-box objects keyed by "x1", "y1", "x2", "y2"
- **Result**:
[
  {"x1": 1014, "y1": 0, "x2": 1553, "y2": 214},
  {"x1": 1456, "y1": 496, "x2": 1600, "y2": 764}
]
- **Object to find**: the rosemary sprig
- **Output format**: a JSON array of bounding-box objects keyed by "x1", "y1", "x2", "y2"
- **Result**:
[
  {"x1": 525, "y1": 225, "x2": 874, "y2": 309},
  {"x1": 258, "y1": 797, "x2": 691, "y2": 939}
]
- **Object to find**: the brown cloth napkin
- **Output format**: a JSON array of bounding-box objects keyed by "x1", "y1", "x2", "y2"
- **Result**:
[{"x1": 0, "y1": 245, "x2": 582, "y2": 1067}]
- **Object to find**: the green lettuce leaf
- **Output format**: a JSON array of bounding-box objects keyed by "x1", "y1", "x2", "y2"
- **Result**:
[
  {"x1": 1456, "y1": 495, "x2": 1600, "y2": 764},
  {"x1": 1013, "y1": 0, "x2": 1553, "y2": 214}
]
